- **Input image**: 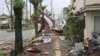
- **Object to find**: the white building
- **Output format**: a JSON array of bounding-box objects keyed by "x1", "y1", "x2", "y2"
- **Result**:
[{"x1": 70, "y1": 0, "x2": 100, "y2": 39}]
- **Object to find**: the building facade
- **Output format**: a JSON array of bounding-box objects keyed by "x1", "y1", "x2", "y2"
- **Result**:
[
  {"x1": 63, "y1": 7, "x2": 69, "y2": 20},
  {"x1": 0, "y1": 14, "x2": 9, "y2": 29},
  {"x1": 70, "y1": 0, "x2": 100, "y2": 39}
]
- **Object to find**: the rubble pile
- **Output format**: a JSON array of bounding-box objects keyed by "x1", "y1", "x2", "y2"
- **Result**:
[
  {"x1": 25, "y1": 42, "x2": 53, "y2": 56},
  {"x1": 0, "y1": 43, "x2": 14, "y2": 50}
]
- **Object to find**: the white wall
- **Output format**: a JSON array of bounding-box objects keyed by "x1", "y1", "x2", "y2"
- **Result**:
[
  {"x1": 84, "y1": 11, "x2": 100, "y2": 39},
  {"x1": 85, "y1": 0, "x2": 100, "y2": 5},
  {"x1": 73, "y1": 0, "x2": 84, "y2": 12}
]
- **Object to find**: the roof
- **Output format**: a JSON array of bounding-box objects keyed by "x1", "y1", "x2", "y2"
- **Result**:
[
  {"x1": 0, "y1": 14, "x2": 9, "y2": 19},
  {"x1": 38, "y1": 8, "x2": 54, "y2": 22}
]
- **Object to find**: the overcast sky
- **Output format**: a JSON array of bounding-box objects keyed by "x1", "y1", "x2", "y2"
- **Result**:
[
  {"x1": 0, "y1": 0, "x2": 70, "y2": 17},
  {"x1": 43, "y1": 0, "x2": 70, "y2": 15}
]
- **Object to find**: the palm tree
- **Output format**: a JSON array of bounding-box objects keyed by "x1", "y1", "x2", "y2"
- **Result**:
[
  {"x1": 30, "y1": 0, "x2": 43, "y2": 37},
  {"x1": 38, "y1": 6, "x2": 46, "y2": 34},
  {"x1": 13, "y1": 0, "x2": 24, "y2": 55}
]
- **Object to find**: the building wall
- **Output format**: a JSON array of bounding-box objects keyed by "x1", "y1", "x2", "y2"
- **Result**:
[
  {"x1": 85, "y1": 0, "x2": 100, "y2": 5},
  {"x1": 70, "y1": 0, "x2": 73, "y2": 6},
  {"x1": 84, "y1": 11, "x2": 100, "y2": 39},
  {"x1": 70, "y1": 0, "x2": 100, "y2": 39},
  {"x1": 73, "y1": 0, "x2": 100, "y2": 12},
  {"x1": 27, "y1": 11, "x2": 31, "y2": 20},
  {"x1": 84, "y1": 12, "x2": 94, "y2": 39},
  {"x1": 63, "y1": 7, "x2": 68, "y2": 20},
  {"x1": 73, "y1": 0, "x2": 84, "y2": 12}
]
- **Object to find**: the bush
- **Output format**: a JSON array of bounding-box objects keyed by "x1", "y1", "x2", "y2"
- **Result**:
[
  {"x1": 63, "y1": 7, "x2": 84, "y2": 43},
  {"x1": 0, "y1": 24, "x2": 9, "y2": 29}
]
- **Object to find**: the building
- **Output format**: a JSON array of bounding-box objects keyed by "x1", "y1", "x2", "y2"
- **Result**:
[
  {"x1": 0, "y1": 14, "x2": 10, "y2": 29},
  {"x1": 70, "y1": 0, "x2": 100, "y2": 39},
  {"x1": 63, "y1": 7, "x2": 69, "y2": 20},
  {"x1": 0, "y1": 14, "x2": 9, "y2": 24}
]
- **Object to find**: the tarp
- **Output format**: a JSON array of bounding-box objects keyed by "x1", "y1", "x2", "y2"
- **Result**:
[
  {"x1": 44, "y1": 16, "x2": 53, "y2": 29},
  {"x1": 30, "y1": 37, "x2": 43, "y2": 42}
]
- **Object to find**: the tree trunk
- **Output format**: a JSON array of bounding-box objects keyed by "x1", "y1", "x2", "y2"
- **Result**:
[
  {"x1": 38, "y1": 14, "x2": 44, "y2": 35},
  {"x1": 14, "y1": 8, "x2": 23, "y2": 55},
  {"x1": 35, "y1": 19, "x2": 38, "y2": 37},
  {"x1": 38, "y1": 7, "x2": 45, "y2": 35},
  {"x1": 34, "y1": 7, "x2": 38, "y2": 37}
]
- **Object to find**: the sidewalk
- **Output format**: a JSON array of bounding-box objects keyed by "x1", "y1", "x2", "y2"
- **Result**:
[
  {"x1": 54, "y1": 36, "x2": 72, "y2": 56},
  {"x1": 33, "y1": 36, "x2": 72, "y2": 56},
  {"x1": 54, "y1": 36, "x2": 61, "y2": 56}
]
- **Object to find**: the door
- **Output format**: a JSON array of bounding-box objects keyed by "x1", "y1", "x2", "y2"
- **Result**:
[{"x1": 94, "y1": 16, "x2": 100, "y2": 33}]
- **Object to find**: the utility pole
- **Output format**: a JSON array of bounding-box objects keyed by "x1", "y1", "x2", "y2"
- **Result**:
[
  {"x1": 3, "y1": 6, "x2": 4, "y2": 14},
  {"x1": 5, "y1": 0, "x2": 13, "y2": 31},
  {"x1": 51, "y1": 0, "x2": 53, "y2": 18},
  {"x1": 30, "y1": 1, "x2": 32, "y2": 28},
  {"x1": 30, "y1": 2, "x2": 31, "y2": 18},
  {"x1": 26, "y1": 0, "x2": 28, "y2": 28},
  {"x1": 10, "y1": 0, "x2": 13, "y2": 31},
  {"x1": 51, "y1": 0, "x2": 55, "y2": 29},
  {"x1": 5, "y1": 0, "x2": 10, "y2": 14}
]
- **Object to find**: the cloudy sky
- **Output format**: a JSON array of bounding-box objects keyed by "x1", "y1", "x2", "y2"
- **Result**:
[
  {"x1": 0, "y1": 0, "x2": 70, "y2": 17},
  {"x1": 43, "y1": 0, "x2": 70, "y2": 15}
]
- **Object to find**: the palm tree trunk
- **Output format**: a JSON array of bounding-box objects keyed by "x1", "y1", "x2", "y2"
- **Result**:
[
  {"x1": 10, "y1": 0, "x2": 14, "y2": 31},
  {"x1": 14, "y1": 8, "x2": 23, "y2": 55},
  {"x1": 38, "y1": 14, "x2": 44, "y2": 34},
  {"x1": 34, "y1": 7, "x2": 38, "y2": 37},
  {"x1": 38, "y1": 6, "x2": 45, "y2": 35},
  {"x1": 35, "y1": 19, "x2": 38, "y2": 37}
]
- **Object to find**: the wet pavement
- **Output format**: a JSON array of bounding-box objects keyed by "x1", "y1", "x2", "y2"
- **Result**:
[{"x1": 0, "y1": 29, "x2": 35, "y2": 44}]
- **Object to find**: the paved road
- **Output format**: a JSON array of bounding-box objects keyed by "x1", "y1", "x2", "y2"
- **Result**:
[{"x1": 0, "y1": 29, "x2": 35, "y2": 44}]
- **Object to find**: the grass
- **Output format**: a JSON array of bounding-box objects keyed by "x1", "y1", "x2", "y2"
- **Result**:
[
  {"x1": 0, "y1": 50, "x2": 5, "y2": 56},
  {"x1": 22, "y1": 26, "x2": 34, "y2": 31},
  {"x1": 0, "y1": 51, "x2": 26, "y2": 56}
]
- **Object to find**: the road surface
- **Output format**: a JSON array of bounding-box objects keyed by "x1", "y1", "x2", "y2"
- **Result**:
[{"x1": 0, "y1": 29, "x2": 35, "y2": 44}]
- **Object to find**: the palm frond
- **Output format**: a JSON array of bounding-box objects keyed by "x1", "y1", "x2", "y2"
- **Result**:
[{"x1": 13, "y1": 0, "x2": 24, "y2": 9}]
